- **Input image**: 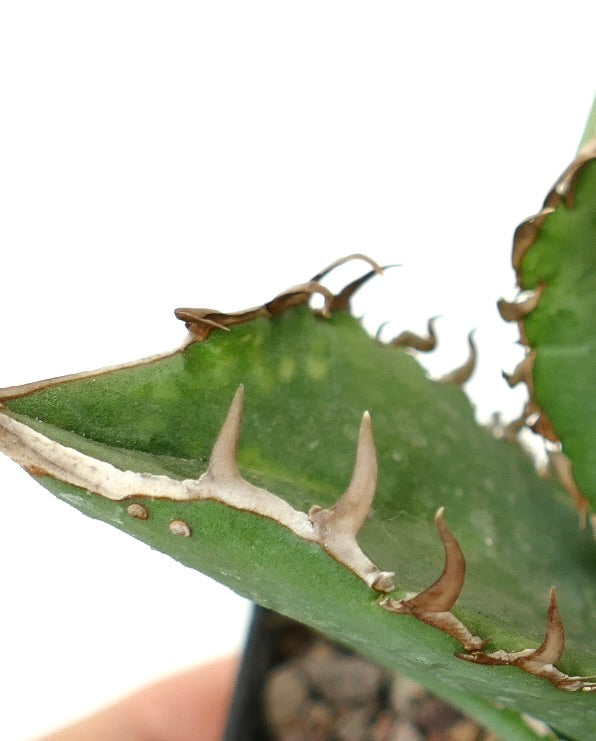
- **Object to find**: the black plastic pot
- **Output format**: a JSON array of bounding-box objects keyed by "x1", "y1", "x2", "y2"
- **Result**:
[
  {"x1": 223, "y1": 605, "x2": 272, "y2": 740},
  {"x1": 223, "y1": 605, "x2": 315, "y2": 740}
]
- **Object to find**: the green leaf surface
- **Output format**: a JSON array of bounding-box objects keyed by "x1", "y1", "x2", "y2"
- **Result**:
[
  {"x1": 519, "y1": 157, "x2": 596, "y2": 508},
  {"x1": 1, "y1": 304, "x2": 595, "y2": 739}
]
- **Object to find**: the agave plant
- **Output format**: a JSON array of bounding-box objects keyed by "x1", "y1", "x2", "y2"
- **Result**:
[{"x1": 2, "y1": 107, "x2": 596, "y2": 740}]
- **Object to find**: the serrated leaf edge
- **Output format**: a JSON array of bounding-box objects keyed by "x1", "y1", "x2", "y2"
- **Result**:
[
  {"x1": 458, "y1": 588, "x2": 596, "y2": 693},
  {"x1": 499, "y1": 152, "x2": 596, "y2": 517}
]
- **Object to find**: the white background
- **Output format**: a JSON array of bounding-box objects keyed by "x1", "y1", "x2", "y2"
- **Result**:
[{"x1": 0, "y1": 2, "x2": 594, "y2": 739}]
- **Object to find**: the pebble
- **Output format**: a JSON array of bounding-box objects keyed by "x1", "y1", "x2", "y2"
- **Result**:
[
  {"x1": 446, "y1": 719, "x2": 481, "y2": 741},
  {"x1": 296, "y1": 701, "x2": 335, "y2": 741},
  {"x1": 370, "y1": 712, "x2": 396, "y2": 741},
  {"x1": 387, "y1": 719, "x2": 425, "y2": 741},
  {"x1": 334, "y1": 707, "x2": 375, "y2": 740},
  {"x1": 390, "y1": 675, "x2": 427, "y2": 716},
  {"x1": 301, "y1": 645, "x2": 386, "y2": 706},
  {"x1": 413, "y1": 697, "x2": 463, "y2": 735},
  {"x1": 263, "y1": 665, "x2": 309, "y2": 734},
  {"x1": 299, "y1": 640, "x2": 336, "y2": 679}
]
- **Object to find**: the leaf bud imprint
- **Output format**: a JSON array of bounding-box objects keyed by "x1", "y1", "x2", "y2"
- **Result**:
[
  {"x1": 169, "y1": 519, "x2": 192, "y2": 537},
  {"x1": 127, "y1": 503, "x2": 149, "y2": 520}
]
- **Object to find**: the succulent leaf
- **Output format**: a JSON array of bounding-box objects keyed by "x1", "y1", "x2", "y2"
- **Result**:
[
  {"x1": 505, "y1": 151, "x2": 596, "y2": 511},
  {"x1": 1, "y1": 268, "x2": 595, "y2": 739}
]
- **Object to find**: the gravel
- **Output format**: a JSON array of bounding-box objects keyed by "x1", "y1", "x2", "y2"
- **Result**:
[{"x1": 262, "y1": 633, "x2": 503, "y2": 741}]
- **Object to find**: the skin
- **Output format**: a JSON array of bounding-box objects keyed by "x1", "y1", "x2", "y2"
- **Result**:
[{"x1": 39, "y1": 656, "x2": 239, "y2": 741}]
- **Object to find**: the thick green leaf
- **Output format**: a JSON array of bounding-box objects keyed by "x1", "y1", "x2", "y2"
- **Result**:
[
  {"x1": 1, "y1": 301, "x2": 595, "y2": 740},
  {"x1": 518, "y1": 155, "x2": 596, "y2": 508}
]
